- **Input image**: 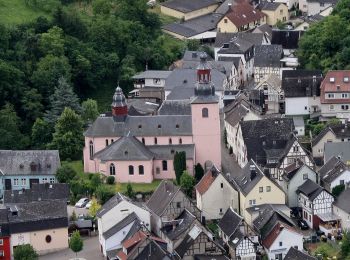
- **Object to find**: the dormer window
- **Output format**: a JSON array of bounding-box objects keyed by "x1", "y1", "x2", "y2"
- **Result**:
[
  {"x1": 223, "y1": 43, "x2": 229, "y2": 48},
  {"x1": 337, "y1": 85, "x2": 340, "y2": 90},
  {"x1": 124, "y1": 151, "x2": 128, "y2": 156},
  {"x1": 30, "y1": 163, "x2": 37, "y2": 172},
  {"x1": 330, "y1": 77, "x2": 335, "y2": 83},
  {"x1": 46, "y1": 164, "x2": 51, "y2": 169},
  {"x1": 176, "y1": 124, "x2": 179, "y2": 129},
  {"x1": 344, "y1": 77, "x2": 349, "y2": 83}
]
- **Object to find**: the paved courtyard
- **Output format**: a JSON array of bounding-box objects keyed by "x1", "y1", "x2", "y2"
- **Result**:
[{"x1": 39, "y1": 236, "x2": 103, "y2": 260}]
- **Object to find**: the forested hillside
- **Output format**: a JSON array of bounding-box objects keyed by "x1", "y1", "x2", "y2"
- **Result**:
[
  {"x1": 297, "y1": 0, "x2": 350, "y2": 71},
  {"x1": 0, "y1": 0, "x2": 184, "y2": 155}
]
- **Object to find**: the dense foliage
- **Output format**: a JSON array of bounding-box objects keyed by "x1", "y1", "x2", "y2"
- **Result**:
[
  {"x1": 174, "y1": 151, "x2": 187, "y2": 184},
  {"x1": 0, "y1": 0, "x2": 184, "y2": 152},
  {"x1": 69, "y1": 230, "x2": 83, "y2": 257},
  {"x1": 297, "y1": 0, "x2": 350, "y2": 71},
  {"x1": 14, "y1": 244, "x2": 38, "y2": 260},
  {"x1": 180, "y1": 171, "x2": 195, "y2": 197}
]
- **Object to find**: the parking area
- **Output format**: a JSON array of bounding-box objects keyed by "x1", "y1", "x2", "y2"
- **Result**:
[{"x1": 67, "y1": 205, "x2": 89, "y2": 218}]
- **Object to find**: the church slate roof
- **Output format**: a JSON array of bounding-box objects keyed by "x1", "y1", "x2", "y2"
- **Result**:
[
  {"x1": 84, "y1": 115, "x2": 193, "y2": 137},
  {"x1": 148, "y1": 144, "x2": 195, "y2": 160},
  {"x1": 94, "y1": 136, "x2": 154, "y2": 161},
  {"x1": 0, "y1": 150, "x2": 60, "y2": 176},
  {"x1": 158, "y1": 100, "x2": 191, "y2": 115}
]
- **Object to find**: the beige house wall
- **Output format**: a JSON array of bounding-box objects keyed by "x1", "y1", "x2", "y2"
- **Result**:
[
  {"x1": 240, "y1": 176, "x2": 286, "y2": 221},
  {"x1": 160, "y1": 4, "x2": 218, "y2": 21},
  {"x1": 30, "y1": 228, "x2": 68, "y2": 255},
  {"x1": 262, "y1": 4, "x2": 289, "y2": 25},
  {"x1": 312, "y1": 131, "x2": 337, "y2": 158},
  {"x1": 217, "y1": 18, "x2": 238, "y2": 33}
]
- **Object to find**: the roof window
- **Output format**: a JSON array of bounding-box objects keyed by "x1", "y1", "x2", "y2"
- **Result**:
[
  {"x1": 344, "y1": 77, "x2": 349, "y2": 83},
  {"x1": 138, "y1": 125, "x2": 142, "y2": 129},
  {"x1": 330, "y1": 77, "x2": 335, "y2": 83}
]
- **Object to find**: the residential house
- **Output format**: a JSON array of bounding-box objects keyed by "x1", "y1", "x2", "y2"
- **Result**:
[
  {"x1": 218, "y1": 207, "x2": 257, "y2": 259},
  {"x1": 195, "y1": 166, "x2": 239, "y2": 220},
  {"x1": 114, "y1": 229, "x2": 171, "y2": 260},
  {"x1": 252, "y1": 206, "x2": 302, "y2": 260},
  {"x1": 255, "y1": 74, "x2": 283, "y2": 114},
  {"x1": 96, "y1": 192, "x2": 151, "y2": 254},
  {"x1": 324, "y1": 142, "x2": 350, "y2": 165},
  {"x1": 294, "y1": 13, "x2": 325, "y2": 31},
  {"x1": 258, "y1": 2, "x2": 289, "y2": 26},
  {"x1": 224, "y1": 98, "x2": 261, "y2": 164},
  {"x1": 284, "y1": 247, "x2": 317, "y2": 260},
  {"x1": 320, "y1": 70, "x2": 350, "y2": 119},
  {"x1": 162, "y1": 13, "x2": 223, "y2": 40},
  {"x1": 160, "y1": 209, "x2": 225, "y2": 258},
  {"x1": 319, "y1": 156, "x2": 350, "y2": 192},
  {"x1": 280, "y1": 160, "x2": 318, "y2": 207},
  {"x1": 217, "y1": 4, "x2": 267, "y2": 33},
  {"x1": 254, "y1": 45, "x2": 283, "y2": 83},
  {"x1": 333, "y1": 188, "x2": 350, "y2": 230},
  {"x1": 293, "y1": 117, "x2": 305, "y2": 136},
  {"x1": 84, "y1": 55, "x2": 222, "y2": 178},
  {"x1": 252, "y1": 24, "x2": 273, "y2": 43},
  {"x1": 235, "y1": 118, "x2": 314, "y2": 180},
  {"x1": 1, "y1": 200, "x2": 68, "y2": 256},
  {"x1": 271, "y1": 30, "x2": 303, "y2": 56},
  {"x1": 274, "y1": 0, "x2": 298, "y2": 9},
  {"x1": 312, "y1": 122, "x2": 350, "y2": 161},
  {"x1": 146, "y1": 180, "x2": 201, "y2": 236},
  {"x1": 299, "y1": 0, "x2": 338, "y2": 15},
  {"x1": 230, "y1": 160, "x2": 286, "y2": 221},
  {"x1": 245, "y1": 203, "x2": 291, "y2": 227},
  {"x1": 160, "y1": 0, "x2": 220, "y2": 21},
  {"x1": 99, "y1": 212, "x2": 142, "y2": 257},
  {"x1": 0, "y1": 150, "x2": 60, "y2": 197},
  {"x1": 262, "y1": 222, "x2": 303, "y2": 260},
  {"x1": 297, "y1": 179, "x2": 337, "y2": 232},
  {"x1": 282, "y1": 70, "x2": 323, "y2": 116}
]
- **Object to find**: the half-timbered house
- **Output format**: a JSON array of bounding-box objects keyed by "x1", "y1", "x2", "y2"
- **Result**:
[
  {"x1": 218, "y1": 207, "x2": 257, "y2": 259},
  {"x1": 146, "y1": 180, "x2": 201, "y2": 236},
  {"x1": 297, "y1": 179, "x2": 337, "y2": 232}
]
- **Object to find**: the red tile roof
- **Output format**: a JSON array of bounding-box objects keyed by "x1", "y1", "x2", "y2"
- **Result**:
[
  {"x1": 321, "y1": 70, "x2": 350, "y2": 104},
  {"x1": 224, "y1": 4, "x2": 266, "y2": 28},
  {"x1": 195, "y1": 170, "x2": 216, "y2": 195},
  {"x1": 262, "y1": 222, "x2": 299, "y2": 249}
]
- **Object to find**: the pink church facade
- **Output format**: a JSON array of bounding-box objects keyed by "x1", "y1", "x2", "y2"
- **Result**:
[{"x1": 83, "y1": 53, "x2": 221, "y2": 183}]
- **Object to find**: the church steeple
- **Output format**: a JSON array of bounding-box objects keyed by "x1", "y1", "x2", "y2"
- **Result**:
[
  {"x1": 111, "y1": 86, "x2": 128, "y2": 119},
  {"x1": 194, "y1": 53, "x2": 215, "y2": 97}
]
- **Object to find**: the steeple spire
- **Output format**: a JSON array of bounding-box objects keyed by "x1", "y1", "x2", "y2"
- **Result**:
[
  {"x1": 111, "y1": 85, "x2": 128, "y2": 120},
  {"x1": 194, "y1": 52, "x2": 215, "y2": 97}
]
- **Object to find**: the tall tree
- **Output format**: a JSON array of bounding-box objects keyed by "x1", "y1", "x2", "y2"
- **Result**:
[
  {"x1": 194, "y1": 163, "x2": 205, "y2": 183},
  {"x1": 180, "y1": 171, "x2": 195, "y2": 198},
  {"x1": 173, "y1": 151, "x2": 186, "y2": 184},
  {"x1": 0, "y1": 104, "x2": 28, "y2": 149},
  {"x1": 31, "y1": 118, "x2": 53, "y2": 149},
  {"x1": 81, "y1": 98, "x2": 99, "y2": 124},
  {"x1": 45, "y1": 77, "x2": 81, "y2": 124},
  {"x1": 69, "y1": 231, "x2": 83, "y2": 258},
  {"x1": 39, "y1": 26, "x2": 65, "y2": 56},
  {"x1": 21, "y1": 88, "x2": 44, "y2": 123},
  {"x1": 50, "y1": 107, "x2": 84, "y2": 160}
]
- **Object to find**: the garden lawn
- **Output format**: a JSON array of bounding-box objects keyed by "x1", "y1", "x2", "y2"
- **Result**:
[
  {"x1": 148, "y1": 4, "x2": 179, "y2": 25},
  {"x1": 308, "y1": 241, "x2": 341, "y2": 259},
  {"x1": 0, "y1": 0, "x2": 50, "y2": 25}
]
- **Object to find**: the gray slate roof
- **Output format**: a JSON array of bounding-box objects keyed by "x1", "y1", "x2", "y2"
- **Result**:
[
  {"x1": 297, "y1": 179, "x2": 325, "y2": 201},
  {"x1": 254, "y1": 45, "x2": 283, "y2": 67},
  {"x1": 312, "y1": 123, "x2": 350, "y2": 145},
  {"x1": 165, "y1": 68, "x2": 225, "y2": 91},
  {"x1": 161, "y1": 0, "x2": 219, "y2": 13},
  {"x1": 225, "y1": 103, "x2": 250, "y2": 127},
  {"x1": 218, "y1": 207, "x2": 242, "y2": 237},
  {"x1": 148, "y1": 144, "x2": 195, "y2": 160},
  {"x1": 132, "y1": 70, "x2": 171, "y2": 80},
  {"x1": 166, "y1": 86, "x2": 197, "y2": 101},
  {"x1": 319, "y1": 156, "x2": 347, "y2": 184},
  {"x1": 94, "y1": 136, "x2": 154, "y2": 161},
  {"x1": 102, "y1": 212, "x2": 140, "y2": 239},
  {"x1": 232, "y1": 160, "x2": 264, "y2": 196},
  {"x1": 284, "y1": 247, "x2": 317, "y2": 260},
  {"x1": 146, "y1": 180, "x2": 180, "y2": 216},
  {"x1": 252, "y1": 24, "x2": 273, "y2": 41},
  {"x1": 161, "y1": 209, "x2": 196, "y2": 240},
  {"x1": 162, "y1": 13, "x2": 223, "y2": 38},
  {"x1": 334, "y1": 188, "x2": 350, "y2": 214},
  {"x1": 0, "y1": 150, "x2": 60, "y2": 176},
  {"x1": 215, "y1": 32, "x2": 264, "y2": 48},
  {"x1": 4, "y1": 183, "x2": 69, "y2": 204},
  {"x1": 158, "y1": 100, "x2": 192, "y2": 115},
  {"x1": 84, "y1": 115, "x2": 193, "y2": 137},
  {"x1": 258, "y1": 1, "x2": 283, "y2": 10},
  {"x1": 324, "y1": 140, "x2": 350, "y2": 164},
  {"x1": 96, "y1": 193, "x2": 140, "y2": 218}
]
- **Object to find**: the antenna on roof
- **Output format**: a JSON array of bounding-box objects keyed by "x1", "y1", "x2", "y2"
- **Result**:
[{"x1": 127, "y1": 131, "x2": 131, "y2": 137}]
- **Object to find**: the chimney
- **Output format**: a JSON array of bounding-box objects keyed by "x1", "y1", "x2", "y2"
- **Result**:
[{"x1": 250, "y1": 164, "x2": 257, "y2": 180}]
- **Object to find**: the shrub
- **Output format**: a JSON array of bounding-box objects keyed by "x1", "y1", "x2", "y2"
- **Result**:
[{"x1": 106, "y1": 176, "x2": 115, "y2": 185}]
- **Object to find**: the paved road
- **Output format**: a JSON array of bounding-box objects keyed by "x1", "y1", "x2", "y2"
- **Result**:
[{"x1": 39, "y1": 236, "x2": 103, "y2": 260}]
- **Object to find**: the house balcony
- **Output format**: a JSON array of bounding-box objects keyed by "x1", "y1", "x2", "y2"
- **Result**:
[{"x1": 317, "y1": 213, "x2": 341, "y2": 236}]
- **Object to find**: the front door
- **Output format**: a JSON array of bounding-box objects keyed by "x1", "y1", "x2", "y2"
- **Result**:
[
  {"x1": 29, "y1": 179, "x2": 39, "y2": 188},
  {"x1": 4, "y1": 179, "x2": 11, "y2": 190}
]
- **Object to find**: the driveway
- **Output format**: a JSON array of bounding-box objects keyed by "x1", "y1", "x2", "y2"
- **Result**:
[{"x1": 39, "y1": 236, "x2": 103, "y2": 260}]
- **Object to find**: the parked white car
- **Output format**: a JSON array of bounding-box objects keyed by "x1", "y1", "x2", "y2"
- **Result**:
[
  {"x1": 75, "y1": 198, "x2": 89, "y2": 208},
  {"x1": 85, "y1": 200, "x2": 92, "y2": 209}
]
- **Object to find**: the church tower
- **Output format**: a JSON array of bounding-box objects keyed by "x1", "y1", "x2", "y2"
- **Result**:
[
  {"x1": 191, "y1": 53, "x2": 221, "y2": 170},
  {"x1": 111, "y1": 86, "x2": 128, "y2": 120}
]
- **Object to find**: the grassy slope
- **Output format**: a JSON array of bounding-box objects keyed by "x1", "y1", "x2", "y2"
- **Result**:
[{"x1": 0, "y1": 0, "x2": 50, "y2": 25}]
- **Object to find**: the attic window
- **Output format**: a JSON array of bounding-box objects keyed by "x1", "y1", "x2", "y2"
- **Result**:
[
  {"x1": 223, "y1": 43, "x2": 229, "y2": 48},
  {"x1": 138, "y1": 125, "x2": 142, "y2": 129},
  {"x1": 344, "y1": 77, "x2": 349, "y2": 82},
  {"x1": 158, "y1": 124, "x2": 161, "y2": 129},
  {"x1": 330, "y1": 77, "x2": 335, "y2": 83},
  {"x1": 176, "y1": 124, "x2": 179, "y2": 129},
  {"x1": 46, "y1": 164, "x2": 51, "y2": 169},
  {"x1": 124, "y1": 151, "x2": 128, "y2": 156},
  {"x1": 183, "y1": 79, "x2": 187, "y2": 84},
  {"x1": 337, "y1": 85, "x2": 340, "y2": 90}
]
